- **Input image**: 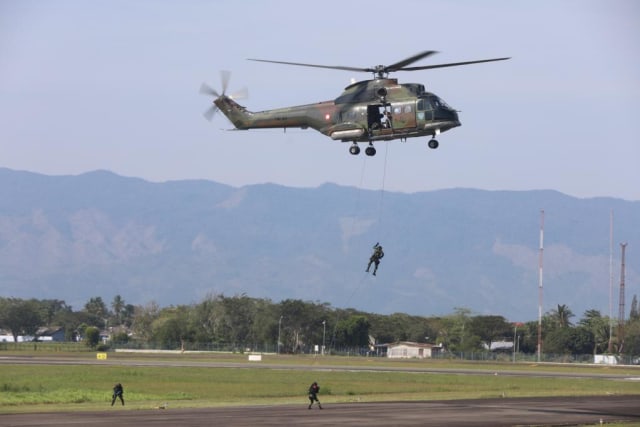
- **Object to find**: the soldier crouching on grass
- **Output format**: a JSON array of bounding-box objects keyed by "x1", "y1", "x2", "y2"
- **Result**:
[
  {"x1": 111, "y1": 383, "x2": 124, "y2": 406},
  {"x1": 308, "y1": 381, "x2": 322, "y2": 409}
]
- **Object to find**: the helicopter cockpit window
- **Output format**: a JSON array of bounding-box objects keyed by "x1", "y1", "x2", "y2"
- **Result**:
[{"x1": 430, "y1": 95, "x2": 453, "y2": 110}]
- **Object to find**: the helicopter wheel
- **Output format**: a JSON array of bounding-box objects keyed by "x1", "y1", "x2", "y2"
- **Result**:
[
  {"x1": 349, "y1": 144, "x2": 360, "y2": 155},
  {"x1": 365, "y1": 146, "x2": 376, "y2": 156},
  {"x1": 428, "y1": 139, "x2": 439, "y2": 149}
]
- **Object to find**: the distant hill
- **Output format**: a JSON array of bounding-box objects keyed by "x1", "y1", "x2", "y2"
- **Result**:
[{"x1": 1, "y1": 167, "x2": 638, "y2": 321}]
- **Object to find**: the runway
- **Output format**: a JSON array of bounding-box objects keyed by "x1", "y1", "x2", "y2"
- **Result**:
[
  {"x1": 1, "y1": 396, "x2": 639, "y2": 426},
  {"x1": 1, "y1": 355, "x2": 637, "y2": 380}
]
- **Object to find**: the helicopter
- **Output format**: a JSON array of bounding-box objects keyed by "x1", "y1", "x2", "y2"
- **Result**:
[{"x1": 200, "y1": 51, "x2": 509, "y2": 156}]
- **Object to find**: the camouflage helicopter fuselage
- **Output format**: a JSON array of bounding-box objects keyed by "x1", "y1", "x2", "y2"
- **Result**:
[{"x1": 214, "y1": 78, "x2": 460, "y2": 146}]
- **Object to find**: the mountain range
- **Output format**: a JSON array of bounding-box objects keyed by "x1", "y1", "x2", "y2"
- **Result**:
[{"x1": 0, "y1": 167, "x2": 638, "y2": 321}]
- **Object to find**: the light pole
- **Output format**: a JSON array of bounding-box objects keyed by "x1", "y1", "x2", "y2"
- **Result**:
[
  {"x1": 322, "y1": 320, "x2": 326, "y2": 356},
  {"x1": 513, "y1": 324, "x2": 517, "y2": 363},
  {"x1": 277, "y1": 316, "x2": 283, "y2": 355},
  {"x1": 512, "y1": 322, "x2": 523, "y2": 363}
]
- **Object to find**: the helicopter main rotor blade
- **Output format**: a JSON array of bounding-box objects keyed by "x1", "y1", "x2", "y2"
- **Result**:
[
  {"x1": 385, "y1": 50, "x2": 438, "y2": 72},
  {"x1": 248, "y1": 58, "x2": 368, "y2": 73},
  {"x1": 400, "y1": 57, "x2": 511, "y2": 71},
  {"x1": 248, "y1": 52, "x2": 510, "y2": 77},
  {"x1": 248, "y1": 53, "x2": 438, "y2": 74}
]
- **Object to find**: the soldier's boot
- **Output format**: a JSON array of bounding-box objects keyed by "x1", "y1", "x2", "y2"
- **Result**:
[{"x1": 319, "y1": 403, "x2": 323, "y2": 409}]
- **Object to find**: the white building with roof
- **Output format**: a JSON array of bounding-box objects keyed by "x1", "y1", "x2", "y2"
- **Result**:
[{"x1": 386, "y1": 342, "x2": 442, "y2": 359}]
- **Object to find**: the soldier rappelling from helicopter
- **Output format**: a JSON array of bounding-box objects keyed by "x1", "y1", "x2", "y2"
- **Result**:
[{"x1": 366, "y1": 243, "x2": 384, "y2": 276}]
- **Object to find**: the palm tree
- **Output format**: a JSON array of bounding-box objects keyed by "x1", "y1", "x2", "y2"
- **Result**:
[
  {"x1": 111, "y1": 295, "x2": 125, "y2": 325},
  {"x1": 549, "y1": 304, "x2": 574, "y2": 328},
  {"x1": 579, "y1": 309, "x2": 609, "y2": 355}
]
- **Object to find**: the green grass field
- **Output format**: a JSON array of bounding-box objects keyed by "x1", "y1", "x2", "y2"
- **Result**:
[{"x1": 1, "y1": 352, "x2": 639, "y2": 413}]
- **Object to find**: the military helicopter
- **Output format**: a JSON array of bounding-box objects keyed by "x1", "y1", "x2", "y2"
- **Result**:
[{"x1": 200, "y1": 51, "x2": 509, "y2": 156}]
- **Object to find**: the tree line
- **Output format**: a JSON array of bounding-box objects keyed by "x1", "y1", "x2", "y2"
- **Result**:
[{"x1": 1, "y1": 294, "x2": 639, "y2": 356}]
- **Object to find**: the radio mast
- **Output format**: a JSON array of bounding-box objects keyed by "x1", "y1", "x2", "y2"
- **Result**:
[
  {"x1": 537, "y1": 210, "x2": 544, "y2": 363},
  {"x1": 618, "y1": 242, "x2": 627, "y2": 354}
]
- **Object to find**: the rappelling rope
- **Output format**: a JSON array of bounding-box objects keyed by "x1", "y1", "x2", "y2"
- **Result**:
[
  {"x1": 328, "y1": 144, "x2": 391, "y2": 353},
  {"x1": 349, "y1": 153, "x2": 368, "y2": 230},
  {"x1": 377, "y1": 142, "x2": 390, "y2": 230}
]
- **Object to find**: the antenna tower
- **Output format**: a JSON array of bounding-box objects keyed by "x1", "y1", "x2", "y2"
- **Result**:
[
  {"x1": 537, "y1": 210, "x2": 544, "y2": 363},
  {"x1": 618, "y1": 242, "x2": 627, "y2": 354}
]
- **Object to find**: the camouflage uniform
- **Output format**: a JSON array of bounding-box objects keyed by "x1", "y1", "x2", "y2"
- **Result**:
[
  {"x1": 308, "y1": 382, "x2": 322, "y2": 409},
  {"x1": 111, "y1": 383, "x2": 124, "y2": 406},
  {"x1": 366, "y1": 243, "x2": 384, "y2": 275}
]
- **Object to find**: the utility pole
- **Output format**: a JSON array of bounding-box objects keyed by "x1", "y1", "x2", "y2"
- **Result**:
[
  {"x1": 322, "y1": 320, "x2": 326, "y2": 356},
  {"x1": 537, "y1": 210, "x2": 544, "y2": 363},
  {"x1": 618, "y1": 243, "x2": 627, "y2": 354},
  {"x1": 277, "y1": 316, "x2": 283, "y2": 355}
]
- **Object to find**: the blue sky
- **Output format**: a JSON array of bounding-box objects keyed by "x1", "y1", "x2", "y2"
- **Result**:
[{"x1": 1, "y1": 0, "x2": 639, "y2": 200}]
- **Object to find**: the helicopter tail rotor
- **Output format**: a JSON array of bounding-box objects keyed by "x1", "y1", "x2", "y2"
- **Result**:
[{"x1": 199, "y1": 71, "x2": 248, "y2": 121}]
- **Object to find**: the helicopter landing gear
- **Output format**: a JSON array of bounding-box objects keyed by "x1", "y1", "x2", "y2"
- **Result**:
[
  {"x1": 428, "y1": 138, "x2": 439, "y2": 149},
  {"x1": 365, "y1": 144, "x2": 376, "y2": 156},
  {"x1": 349, "y1": 144, "x2": 361, "y2": 155}
]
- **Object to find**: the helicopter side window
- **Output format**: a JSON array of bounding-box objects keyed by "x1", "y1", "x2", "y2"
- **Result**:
[
  {"x1": 417, "y1": 99, "x2": 432, "y2": 111},
  {"x1": 404, "y1": 105, "x2": 412, "y2": 113}
]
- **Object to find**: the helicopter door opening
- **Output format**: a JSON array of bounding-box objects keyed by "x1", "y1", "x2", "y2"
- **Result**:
[
  {"x1": 367, "y1": 104, "x2": 391, "y2": 132},
  {"x1": 367, "y1": 105, "x2": 381, "y2": 131}
]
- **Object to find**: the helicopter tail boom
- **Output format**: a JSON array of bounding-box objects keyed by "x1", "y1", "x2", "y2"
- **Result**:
[
  {"x1": 215, "y1": 97, "x2": 337, "y2": 132},
  {"x1": 213, "y1": 96, "x2": 254, "y2": 129}
]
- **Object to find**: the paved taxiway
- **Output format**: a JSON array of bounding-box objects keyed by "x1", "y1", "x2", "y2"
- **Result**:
[{"x1": 2, "y1": 396, "x2": 640, "y2": 426}]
